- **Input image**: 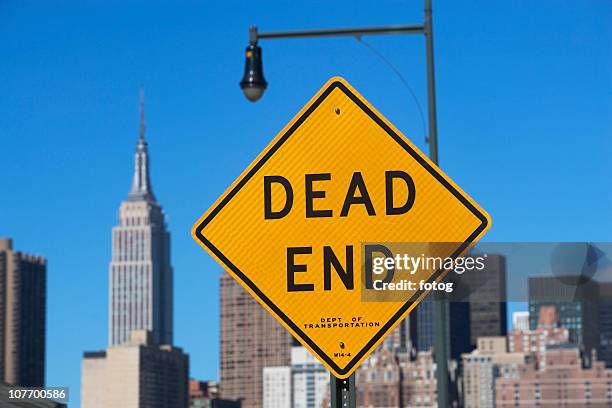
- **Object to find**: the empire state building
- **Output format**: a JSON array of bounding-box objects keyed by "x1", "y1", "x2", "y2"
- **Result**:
[{"x1": 108, "y1": 93, "x2": 173, "y2": 346}]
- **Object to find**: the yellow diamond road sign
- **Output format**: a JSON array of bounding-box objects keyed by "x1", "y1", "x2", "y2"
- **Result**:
[{"x1": 192, "y1": 77, "x2": 490, "y2": 379}]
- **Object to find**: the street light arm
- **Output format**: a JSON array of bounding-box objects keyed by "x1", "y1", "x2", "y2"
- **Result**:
[{"x1": 250, "y1": 24, "x2": 425, "y2": 43}]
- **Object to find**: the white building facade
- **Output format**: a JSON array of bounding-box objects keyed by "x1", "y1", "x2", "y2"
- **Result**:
[
  {"x1": 263, "y1": 366, "x2": 291, "y2": 408},
  {"x1": 291, "y1": 347, "x2": 329, "y2": 408},
  {"x1": 263, "y1": 347, "x2": 329, "y2": 408}
]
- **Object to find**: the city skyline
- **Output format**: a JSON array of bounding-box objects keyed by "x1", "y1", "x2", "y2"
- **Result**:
[{"x1": 1, "y1": 1, "x2": 611, "y2": 406}]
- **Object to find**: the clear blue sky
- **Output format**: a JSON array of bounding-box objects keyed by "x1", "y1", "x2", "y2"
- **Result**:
[{"x1": 1, "y1": 1, "x2": 611, "y2": 406}]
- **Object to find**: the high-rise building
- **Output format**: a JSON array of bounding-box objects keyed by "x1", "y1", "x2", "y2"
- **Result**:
[
  {"x1": 461, "y1": 254, "x2": 507, "y2": 347},
  {"x1": 528, "y1": 276, "x2": 600, "y2": 357},
  {"x1": 495, "y1": 345, "x2": 612, "y2": 407},
  {"x1": 82, "y1": 330, "x2": 189, "y2": 408},
  {"x1": 0, "y1": 238, "x2": 46, "y2": 387},
  {"x1": 291, "y1": 347, "x2": 329, "y2": 408},
  {"x1": 598, "y1": 282, "x2": 612, "y2": 368},
  {"x1": 414, "y1": 300, "x2": 436, "y2": 353},
  {"x1": 415, "y1": 300, "x2": 469, "y2": 359},
  {"x1": 461, "y1": 337, "x2": 526, "y2": 408},
  {"x1": 82, "y1": 92, "x2": 187, "y2": 408},
  {"x1": 385, "y1": 317, "x2": 411, "y2": 352},
  {"x1": 449, "y1": 301, "x2": 472, "y2": 359},
  {"x1": 109, "y1": 93, "x2": 173, "y2": 347},
  {"x1": 219, "y1": 274, "x2": 293, "y2": 408},
  {"x1": 414, "y1": 254, "x2": 507, "y2": 359}
]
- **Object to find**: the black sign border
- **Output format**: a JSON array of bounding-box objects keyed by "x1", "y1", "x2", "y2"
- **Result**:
[{"x1": 194, "y1": 80, "x2": 489, "y2": 376}]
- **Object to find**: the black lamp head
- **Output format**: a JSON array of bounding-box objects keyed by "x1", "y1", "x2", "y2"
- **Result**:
[{"x1": 240, "y1": 43, "x2": 267, "y2": 102}]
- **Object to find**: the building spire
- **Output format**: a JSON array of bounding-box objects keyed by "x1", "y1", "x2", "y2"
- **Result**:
[
  {"x1": 128, "y1": 87, "x2": 156, "y2": 202},
  {"x1": 139, "y1": 87, "x2": 146, "y2": 141}
]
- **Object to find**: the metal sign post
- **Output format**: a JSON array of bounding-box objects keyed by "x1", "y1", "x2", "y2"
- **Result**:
[{"x1": 330, "y1": 373, "x2": 356, "y2": 408}]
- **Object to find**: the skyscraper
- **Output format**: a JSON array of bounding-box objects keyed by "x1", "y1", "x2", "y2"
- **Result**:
[
  {"x1": 414, "y1": 297, "x2": 470, "y2": 359},
  {"x1": 83, "y1": 92, "x2": 185, "y2": 408},
  {"x1": 0, "y1": 238, "x2": 46, "y2": 387},
  {"x1": 219, "y1": 274, "x2": 293, "y2": 408},
  {"x1": 108, "y1": 92, "x2": 173, "y2": 347},
  {"x1": 461, "y1": 254, "x2": 508, "y2": 347},
  {"x1": 528, "y1": 276, "x2": 599, "y2": 358},
  {"x1": 598, "y1": 282, "x2": 612, "y2": 367},
  {"x1": 414, "y1": 254, "x2": 507, "y2": 359}
]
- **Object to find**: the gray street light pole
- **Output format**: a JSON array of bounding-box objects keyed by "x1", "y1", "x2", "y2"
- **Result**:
[
  {"x1": 242, "y1": 0, "x2": 448, "y2": 406},
  {"x1": 423, "y1": 2, "x2": 450, "y2": 408}
]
